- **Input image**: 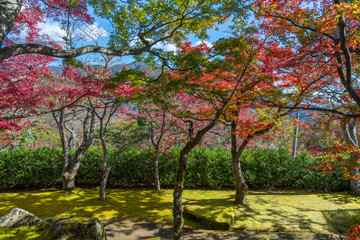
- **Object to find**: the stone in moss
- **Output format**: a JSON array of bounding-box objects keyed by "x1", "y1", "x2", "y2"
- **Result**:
[
  {"x1": 39, "y1": 218, "x2": 106, "y2": 240},
  {"x1": 0, "y1": 208, "x2": 49, "y2": 228},
  {"x1": 183, "y1": 205, "x2": 234, "y2": 230}
]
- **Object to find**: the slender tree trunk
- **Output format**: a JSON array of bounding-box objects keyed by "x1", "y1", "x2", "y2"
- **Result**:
[
  {"x1": 231, "y1": 119, "x2": 249, "y2": 205},
  {"x1": 349, "y1": 161, "x2": 360, "y2": 195},
  {"x1": 291, "y1": 110, "x2": 300, "y2": 159},
  {"x1": 154, "y1": 145, "x2": 161, "y2": 190},
  {"x1": 173, "y1": 150, "x2": 187, "y2": 240},
  {"x1": 99, "y1": 166, "x2": 111, "y2": 200},
  {"x1": 173, "y1": 115, "x2": 222, "y2": 239},
  {"x1": 341, "y1": 120, "x2": 360, "y2": 195},
  {"x1": 98, "y1": 106, "x2": 109, "y2": 200},
  {"x1": 232, "y1": 153, "x2": 248, "y2": 204}
]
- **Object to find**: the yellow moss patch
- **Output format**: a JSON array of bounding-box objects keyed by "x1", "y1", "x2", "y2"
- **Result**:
[
  {"x1": 0, "y1": 226, "x2": 42, "y2": 240},
  {"x1": 233, "y1": 190, "x2": 360, "y2": 233},
  {"x1": 0, "y1": 188, "x2": 359, "y2": 234}
]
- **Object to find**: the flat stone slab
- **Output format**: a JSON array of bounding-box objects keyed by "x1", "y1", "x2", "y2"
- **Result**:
[{"x1": 183, "y1": 205, "x2": 234, "y2": 230}]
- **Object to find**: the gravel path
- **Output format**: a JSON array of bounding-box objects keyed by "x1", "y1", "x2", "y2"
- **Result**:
[{"x1": 104, "y1": 220, "x2": 342, "y2": 240}]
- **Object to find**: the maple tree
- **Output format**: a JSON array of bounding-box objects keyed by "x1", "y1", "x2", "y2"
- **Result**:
[
  {"x1": 130, "y1": 103, "x2": 183, "y2": 190},
  {"x1": 254, "y1": 0, "x2": 360, "y2": 194},
  {"x1": 94, "y1": 101, "x2": 147, "y2": 200},
  {"x1": 110, "y1": 64, "x2": 186, "y2": 191},
  {"x1": 0, "y1": 0, "x2": 93, "y2": 146},
  {"x1": 0, "y1": 0, "x2": 245, "y2": 141},
  {"x1": 153, "y1": 36, "x2": 266, "y2": 239},
  {"x1": 47, "y1": 64, "x2": 109, "y2": 190},
  {"x1": 220, "y1": 30, "x2": 336, "y2": 204}
]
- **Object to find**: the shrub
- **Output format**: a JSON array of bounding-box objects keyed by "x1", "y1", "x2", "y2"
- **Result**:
[
  {"x1": 0, "y1": 146, "x2": 351, "y2": 192},
  {"x1": 0, "y1": 147, "x2": 62, "y2": 189}
]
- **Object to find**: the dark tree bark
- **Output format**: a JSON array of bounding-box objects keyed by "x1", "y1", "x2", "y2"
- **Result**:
[
  {"x1": 173, "y1": 110, "x2": 226, "y2": 240},
  {"x1": 173, "y1": 150, "x2": 188, "y2": 240},
  {"x1": 231, "y1": 117, "x2": 250, "y2": 205}
]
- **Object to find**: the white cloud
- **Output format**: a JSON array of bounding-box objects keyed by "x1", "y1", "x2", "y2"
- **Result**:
[
  {"x1": 150, "y1": 41, "x2": 177, "y2": 52},
  {"x1": 39, "y1": 21, "x2": 107, "y2": 44},
  {"x1": 39, "y1": 22, "x2": 66, "y2": 42},
  {"x1": 80, "y1": 22, "x2": 108, "y2": 41},
  {"x1": 164, "y1": 43, "x2": 177, "y2": 52},
  {"x1": 194, "y1": 40, "x2": 213, "y2": 48}
]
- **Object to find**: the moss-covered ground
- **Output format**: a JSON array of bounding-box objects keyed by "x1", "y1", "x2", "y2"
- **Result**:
[
  {"x1": 0, "y1": 188, "x2": 359, "y2": 235},
  {"x1": 0, "y1": 226, "x2": 42, "y2": 239}
]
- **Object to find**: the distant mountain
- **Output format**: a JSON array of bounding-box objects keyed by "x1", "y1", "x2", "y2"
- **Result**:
[{"x1": 49, "y1": 61, "x2": 161, "y2": 78}]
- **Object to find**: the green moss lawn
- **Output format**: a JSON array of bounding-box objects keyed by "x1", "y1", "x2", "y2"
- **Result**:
[{"x1": 0, "y1": 188, "x2": 359, "y2": 234}]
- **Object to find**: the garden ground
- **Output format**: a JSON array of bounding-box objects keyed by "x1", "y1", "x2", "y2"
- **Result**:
[{"x1": 0, "y1": 188, "x2": 359, "y2": 239}]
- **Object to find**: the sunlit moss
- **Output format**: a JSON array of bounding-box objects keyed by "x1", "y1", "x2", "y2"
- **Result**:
[
  {"x1": 0, "y1": 226, "x2": 42, "y2": 240},
  {"x1": 0, "y1": 188, "x2": 359, "y2": 234}
]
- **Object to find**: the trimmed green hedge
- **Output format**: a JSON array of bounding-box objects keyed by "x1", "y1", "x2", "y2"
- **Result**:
[{"x1": 0, "y1": 146, "x2": 350, "y2": 191}]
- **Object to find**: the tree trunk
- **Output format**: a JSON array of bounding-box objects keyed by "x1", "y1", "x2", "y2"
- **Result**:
[
  {"x1": 291, "y1": 110, "x2": 300, "y2": 159},
  {"x1": 231, "y1": 119, "x2": 249, "y2": 205},
  {"x1": 232, "y1": 155, "x2": 248, "y2": 204},
  {"x1": 350, "y1": 167, "x2": 360, "y2": 195},
  {"x1": 0, "y1": 0, "x2": 24, "y2": 47},
  {"x1": 154, "y1": 146, "x2": 161, "y2": 190},
  {"x1": 173, "y1": 150, "x2": 187, "y2": 240},
  {"x1": 62, "y1": 155, "x2": 83, "y2": 190},
  {"x1": 62, "y1": 172, "x2": 76, "y2": 191},
  {"x1": 99, "y1": 167, "x2": 111, "y2": 200},
  {"x1": 341, "y1": 120, "x2": 360, "y2": 195},
  {"x1": 171, "y1": 66, "x2": 245, "y2": 239}
]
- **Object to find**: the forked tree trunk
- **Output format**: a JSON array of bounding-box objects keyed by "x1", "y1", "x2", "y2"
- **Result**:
[
  {"x1": 341, "y1": 119, "x2": 360, "y2": 195},
  {"x1": 173, "y1": 112, "x2": 223, "y2": 240},
  {"x1": 154, "y1": 145, "x2": 161, "y2": 190},
  {"x1": 54, "y1": 108, "x2": 96, "y2": 191},
  {"x1": 62, "y1": 157, "x2": 83, "y2": 190}
]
